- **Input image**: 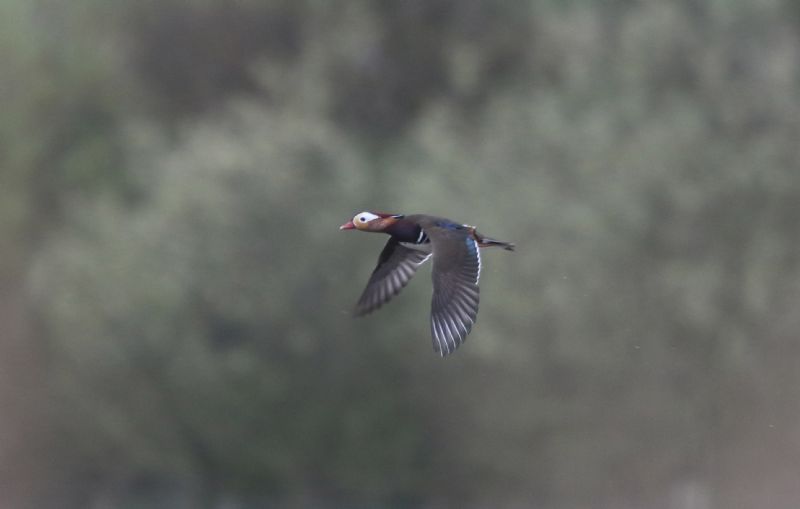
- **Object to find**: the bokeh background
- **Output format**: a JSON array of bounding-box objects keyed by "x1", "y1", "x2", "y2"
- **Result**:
[{"x1": 3, "y1": 1, "x2": 800, "y2": 508}]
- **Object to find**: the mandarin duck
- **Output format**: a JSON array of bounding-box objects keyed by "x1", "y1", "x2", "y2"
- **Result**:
[{"x1": 340, "y1": 212, "x2": 514, "y2": 356}]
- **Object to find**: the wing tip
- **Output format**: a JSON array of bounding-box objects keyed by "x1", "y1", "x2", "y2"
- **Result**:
[
  {"x1": 353, "y1": 298, "x2": 383, "y2": 317},
  {"x1": 431, "y1": 313, "x2": 472, "y2": 357}
]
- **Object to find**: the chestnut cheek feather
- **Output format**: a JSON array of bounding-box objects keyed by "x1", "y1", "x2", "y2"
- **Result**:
[{"x1": 372, "y1": 217, "x2": 398, "y2": 231}]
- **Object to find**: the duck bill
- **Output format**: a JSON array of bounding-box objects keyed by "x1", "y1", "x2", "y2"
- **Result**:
[{"x1": 339, "y1": 221, "x2": 356, "y2": 230}]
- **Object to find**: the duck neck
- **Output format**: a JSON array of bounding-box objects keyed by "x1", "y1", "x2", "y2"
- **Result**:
[{"x1": 386, "y1": 220, "x2": 428, "y2": 245}]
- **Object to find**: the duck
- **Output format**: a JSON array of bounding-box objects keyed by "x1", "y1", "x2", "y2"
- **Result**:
[{"x1": 340, "y1": 211, "x2": 514, "y2": 356}]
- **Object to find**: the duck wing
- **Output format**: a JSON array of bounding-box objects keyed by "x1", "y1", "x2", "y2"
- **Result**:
[
  {"x1": 426, "y1": 223, "x2": 481, "y2": 356},
  {"x1": 355, "y1": 238, "x2": 431, "y2": 316}
]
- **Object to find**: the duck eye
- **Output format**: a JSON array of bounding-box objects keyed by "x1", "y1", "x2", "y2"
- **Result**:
[{"x1": 359, "y1": 216, "x2": 367, "y2": 222}]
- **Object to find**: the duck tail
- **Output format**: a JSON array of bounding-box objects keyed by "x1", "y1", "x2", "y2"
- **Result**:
[
  {"x1": 481, "y1": 238, "x2": 515, "y2": 251},
  {"x1": 471, "y1": 229, "x2": 515, "y2": 251}
]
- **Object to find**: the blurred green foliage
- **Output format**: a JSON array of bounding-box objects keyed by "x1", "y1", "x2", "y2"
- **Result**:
[{"x1": 2, "y1": 0, "x2": 800, "y2": 508}]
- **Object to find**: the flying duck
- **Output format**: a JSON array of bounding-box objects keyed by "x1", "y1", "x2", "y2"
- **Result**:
[{"x1": 340, "y1": 211, "x2": 514, "y2": 356}]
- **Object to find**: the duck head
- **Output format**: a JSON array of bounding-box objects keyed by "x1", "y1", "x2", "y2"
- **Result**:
[{"x1": 340, "y1": 211, "x2": 404, "y2": 232}]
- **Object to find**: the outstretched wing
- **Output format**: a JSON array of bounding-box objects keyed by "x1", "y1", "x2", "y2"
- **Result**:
[
  {"x1": 355, "y1": 238, "x2": 431, "y2": 316},
  {"x1": 429, "y1": 231, "x2": 481, "y2": 356}
]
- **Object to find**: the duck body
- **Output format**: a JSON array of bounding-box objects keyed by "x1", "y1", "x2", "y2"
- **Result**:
[
  {"x1": 340, "y1": 211, "x2": 514, "y2": 356},
  {"x1": 382, "y1": 216, "x2": 431, "y2": 246}
]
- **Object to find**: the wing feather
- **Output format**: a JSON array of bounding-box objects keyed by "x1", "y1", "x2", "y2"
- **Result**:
[
  {"x1": 355, "y1": 239, "x2": 431, "y2": 316},
  {"x1": 429, "y1": 230, "x2": 481, "y2": 356}
]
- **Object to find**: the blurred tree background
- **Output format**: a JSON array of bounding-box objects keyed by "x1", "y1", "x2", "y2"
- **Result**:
[{"x1": 2, "y1": 0, "x2": 800, "y2": 508}]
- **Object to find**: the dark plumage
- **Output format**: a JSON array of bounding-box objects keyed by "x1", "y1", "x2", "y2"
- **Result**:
[{"x1": 340, "y1": 211, "x2": 514, "y2": 356}]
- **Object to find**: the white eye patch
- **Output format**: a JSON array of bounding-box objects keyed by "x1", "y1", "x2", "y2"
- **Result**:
[{"x1": 355, "y1": 212, "x2": 380, "y2": 223}]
